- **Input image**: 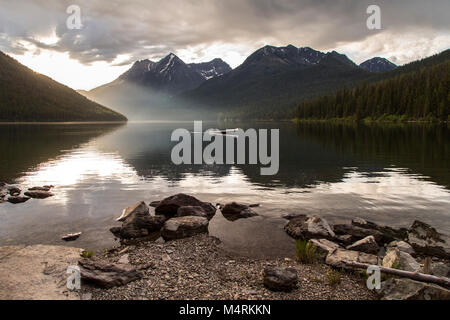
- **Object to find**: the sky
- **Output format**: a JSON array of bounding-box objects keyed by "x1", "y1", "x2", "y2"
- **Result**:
[{"x1": 0, "y1": 0, "x2": 449, "y2": 90}]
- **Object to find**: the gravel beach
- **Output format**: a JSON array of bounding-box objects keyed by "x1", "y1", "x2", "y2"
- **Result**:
[{"x1": 81, "y1": 234, "x2": 377, "y2": 300}]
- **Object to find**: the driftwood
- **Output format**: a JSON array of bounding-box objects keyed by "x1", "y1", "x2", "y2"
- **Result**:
[{"x1": 343, "y1": 261, "x2": 450, "y2": 288}]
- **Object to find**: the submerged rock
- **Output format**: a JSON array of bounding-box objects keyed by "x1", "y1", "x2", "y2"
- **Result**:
[
  {"x1": 221, "y1": 202, "x2": 258, "y2": 221},
  {"x1": 62, "y1": 232, "x2": 82, "y2": 242},
  {"x1": 161, "y1": 216, "x2": 209, "y2": 241},
  {"x1": 263, "y1": 267, "x2": 298, "y2": 292},
  {"x1": 28, "y1": 186, "x2": 52, "y2": 192},
  {"x1": 155, "y1": 194, "x2": 216, "y2": 220},
  {"x1": 24, "y1": 190, "x2": 54, "y2": 199},
  {"x1": 380, "y1": 278, "x2": 450, "y2": 300},
  {"x1": 7, "y1": 196, "x2": 30, "y2": 204},
  {"x1": 7, "y1": 186, "x2": 21, "y2": 196},
  {"x1": 284, "y1": 215, "x2": 335, "y2": 241},
  {"x1": 78, "y1": 258, "x2": 142, "y2": 288},
  {"x1": 346, "y1": 236, "x2": 380, "y2": 254},
  {"x1": 407, "y1": 220, "x2": 450, "y2": 259}
]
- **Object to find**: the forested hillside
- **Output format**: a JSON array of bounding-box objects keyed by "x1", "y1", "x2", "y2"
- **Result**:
[
  {"x1": 295, "y1": 50, "x2": 450, "y2": 122},
  {"x1": 0, "y1": 51, "x2": 127, "y2": 122}
]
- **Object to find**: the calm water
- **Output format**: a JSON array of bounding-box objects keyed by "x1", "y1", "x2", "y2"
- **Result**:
[{"x1": 0, "y1": 121, "x2": 449, "y2": 258}]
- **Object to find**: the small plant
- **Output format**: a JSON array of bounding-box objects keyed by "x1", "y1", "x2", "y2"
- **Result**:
[
  {"x1": 295, "y1": 240, "x2": 317, "y2": 264},
  {"x1": 326, "y1": 268, "x2": 342, "y2": 286},
  {"x1": 80, "y1": 250, "x2": 95, "y2": 259}
]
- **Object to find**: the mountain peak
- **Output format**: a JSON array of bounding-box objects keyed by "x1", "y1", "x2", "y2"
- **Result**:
[{"x1": 360, "y1": 57, "x2": 397, "y2": 73}]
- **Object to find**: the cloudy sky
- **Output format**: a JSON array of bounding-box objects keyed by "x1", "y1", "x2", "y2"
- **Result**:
[{"x1": 1, "y1": 0, "x2": 449, "y2": 90}]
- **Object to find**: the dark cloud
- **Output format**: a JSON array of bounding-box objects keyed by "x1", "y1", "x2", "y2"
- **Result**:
[{"x1": 0, "y1": 0, "x2": 449, "y2": 65}]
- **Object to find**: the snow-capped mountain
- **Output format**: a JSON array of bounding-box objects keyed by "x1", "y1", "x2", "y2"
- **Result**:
[
  {"x1": 360, "y1": 57, "x2": 397, "y2": 73},
  {"x1": 189, "y1": 58, "x2": 232, "y2": 80},
  {"x1": 104, "y1": 53, "x2": 231, "y2": 95}
]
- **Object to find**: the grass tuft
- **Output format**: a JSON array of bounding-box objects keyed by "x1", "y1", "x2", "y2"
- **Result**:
[{"x1": 295, "y1": 239, "x2": 317, "y2": 264}]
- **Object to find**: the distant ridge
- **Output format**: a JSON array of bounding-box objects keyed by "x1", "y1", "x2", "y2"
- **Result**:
[{"x1": 0, "y1": 51, "x2": 127, "y2": 122}]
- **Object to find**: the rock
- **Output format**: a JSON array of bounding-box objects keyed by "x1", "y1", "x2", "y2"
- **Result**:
[
  {"x1": 61, "y1": 232, "x2": 82, "y2": 242},
  {"x1": 155, "y1": 194, "x2": 216, "y2": 220},
  {"x1": 161, "y1": 216, "x2": 209, "y2": 241},
  {"x1": 387, "y1": 240, "x2": 415, "y2": 256},
  {"x1": 333, "y1": 223, "x2": 384, "y2": 244},
  {"x1": 0, "y1": 245, "x2": 82, "y2": 300},
  {"x1": 116, "y1": 201, "x2": 148, "y2": 222},
  {"x1": 221, "y1": 202, "x2": 258, "y2": 221},
  {"x1": 407, "y1": 220, "x2": 450, "y2": 259},
  {"x1": 380, "y1": 278, "x2": 450, "y2": 300},
  {"x1": 110, "y1": 227, "x2": 122, "y2": 238},
  {"x1": 336, "y1": 235, "x2": 354, "y2": 245},
  {"x1": 117, "y1": 254, "x2": 130, "y2": 265},
  {"x1": 351, "y1": 217, "x2": 407, "y2": 243},
  {"x1": 431, "y1": 262, "x2": 450, "y2": 278},
  {"x1": 7, "y1": 196, "x2": 30, "y2": 204},
  {"x1": 263, "y1": 267, "x2": 298, "y2": 292},
  {"x1": 382, "y1": 248, "x2": 421, "y2": 272},
  {"x1": 325, "y1": 248, "x2": 378, "y2": 270},
  {"x1": 310, "y1": 239, "x2": 341, "y2": 260},
  {"x1": 249, "y1": 204, "x2": 260, "y2": 208},
  {"x1": 155, "y1": 237, "x2": 165, "y2": 244},
  {"x1": 7, "y1": 186, "x2": 21, "y2": 196},
  {"x1": 149, "y1": 200, "x2": 161, "y2": 208},
  {"x1": 24, "y1": 190, "x2": 54, "y2": 199},
  {"x1": 117, "y1": 210, "x2": 166, "y2": 240},
  {"x1": 28, "y1": 186, "x2": 51, "y2": 192},
  {"x1": 176, "y1": 206, "x2": 208, "y2": 219},
  {"x1": 284, "y1": 215, "x2": 335, "y2": 241},
  {"x1": 346, "y1": 236, "x2": 380, "y2": 254},
  {"x1": 78, "y1": 258, "x2": 142, "y2": 289}
]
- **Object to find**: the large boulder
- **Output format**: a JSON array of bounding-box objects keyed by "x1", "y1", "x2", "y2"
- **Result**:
[
  {"x1": 285, "y1": 215, "x2": 335, "y2": 241},
  {"x1": 111, "y1": 203, "x2": 167, "y2": 240},
  {"x1": 155, "y1": 194, "x2": 216, "y2": 220},
  {"x1": 407, "y1": 220, "x2": 450, "y2": 259},
  {"x1": 351, "y1": 217, "x2": 407, "y2": 243},
  {"x1": 78, "y1": 258, "x2": 142, "y2": 289},
  {"x1": 325, "y1": 248, "x2": 378, "y2": 270},
  {"x1": 176, "y1": 206, "x2": 209, "y2": 219},
  {"x1": 380, "y1": 278, "x2": 450, "y2": 300},
  {"x1": 221, "y1": 202, "x2": 258, "y2": 221},
  {"x1": 346, "y1": 236, "x2": 380, "y2": 254},
  {"x1": 431, "y1": 262, "x2": 450, "y2": 278},
  {"x1": 161, "y1": 216, "x2": 209, "y2": 241},
  {"x1": 24, "y1": 190, "x2": 54, "y2": 199},
  {"x1": 382, "y1": 248, "x2": 421, "y2": 272},
  {"x1": 310, "y1": 239, "x2": 341, "y2": 261},
  {"x1": 387, "y1": 240, "x2": 415, "y2": 256},
  {"x1": 263, "y1": 267, "x2": 298, "y2": 292},
  {"x1": 333, "y1": 223, "x2": 384, "y2": 244},
  {"x1": 116, "y1": 201, "x2": 148, "y2": 222}
]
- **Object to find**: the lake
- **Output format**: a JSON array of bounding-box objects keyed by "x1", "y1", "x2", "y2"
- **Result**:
[{"x1": 0, "y1": 121, "x2": 449, "y2": 258}]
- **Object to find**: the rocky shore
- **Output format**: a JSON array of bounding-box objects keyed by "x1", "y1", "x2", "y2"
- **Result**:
[{"x1": 1, "y1": 191, "x2": 449, "y2": 300}]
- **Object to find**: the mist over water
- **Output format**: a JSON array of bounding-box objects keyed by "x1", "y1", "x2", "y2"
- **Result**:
[{"x1": 0, "y1": 121, "x2": 449, "y2": 258}]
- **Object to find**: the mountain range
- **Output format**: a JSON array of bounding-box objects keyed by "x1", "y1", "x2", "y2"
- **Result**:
[
  {"x1": 81, "y1": 45, "x2": 400, "y2": 120},
  {"x1": 0, "y1": 51, "x2": 126, "y2": 122}
]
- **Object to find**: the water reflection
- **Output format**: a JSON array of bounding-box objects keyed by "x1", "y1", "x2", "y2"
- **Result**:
[{"x1": 0, "y1": 121, "x2": 449, "y2": 257}]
